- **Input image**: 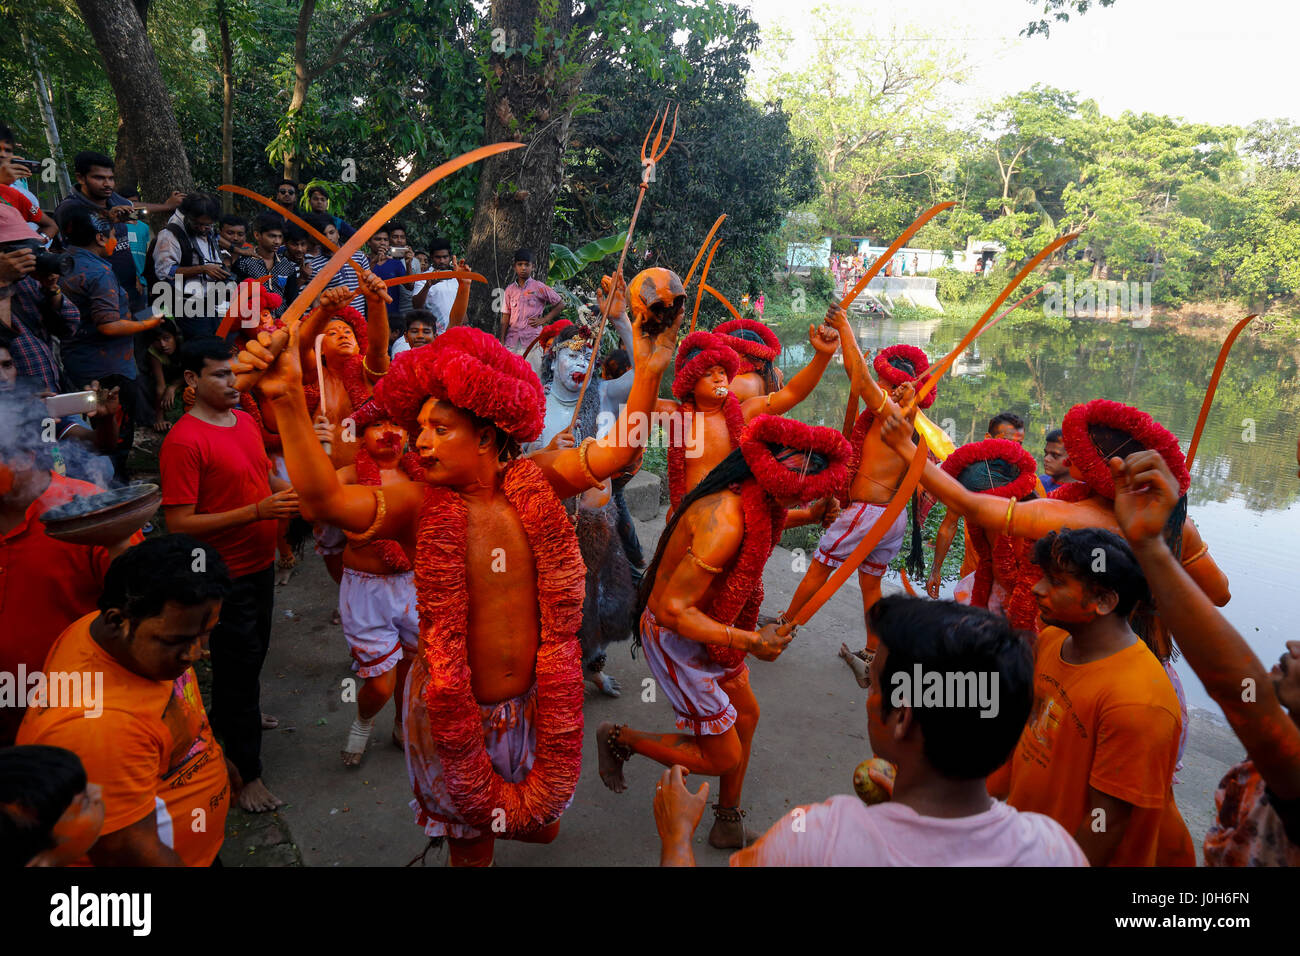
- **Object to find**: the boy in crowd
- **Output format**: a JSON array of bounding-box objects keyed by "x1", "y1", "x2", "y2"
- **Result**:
[
  {"x1": 17, "y1": 535, "x2": 234, "y2": 865},
  {"x1": 989, "y1": 527, "x2": 1195, "y2": 866},
  {"x1": 1040, "y1": 427, "x2": 1074, "y2": 494},
  {"x1": 160, "y1": 338, "x2": 299, "y2": 812},
  {"x1": 390, "y1": 309, "x2": 436, "y2": 358},
  {"x1": 654, "y1": 597, "x2": 1087, "y2": 866}
]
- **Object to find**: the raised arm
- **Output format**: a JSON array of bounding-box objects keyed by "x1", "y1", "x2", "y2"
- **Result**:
[
  {"x1": 1111, "y1": 451, "x2": 1300, "y2": 800},
  {"x1": 879, "y1": 404, "x2": 1078, "y2": 538},
  {"x1": 245, "y1": 318, "x2": 423, "y2": 543},
  {"x1": 447, "y1": 256, "x2": 473, "y2": 329},
  {"x1": 823, "y1": 303, "x2": 886, "y2": 413},
  {"x1": 358, "y1": 269, "x2": 392, "y2": 381},
  {"x1": 746, "y1": 322, "x2": 836, "y2": 418},
  {"x1": 601, "y1": 274, "x2": 636, "y2": 407},
  {"x1": 536, "y1": 298, "x2": 683, "y2": 500}
]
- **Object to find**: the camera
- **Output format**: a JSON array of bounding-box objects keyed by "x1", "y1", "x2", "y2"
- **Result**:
[{"x1": 0, "y1": 237, "x2": 74, "y2": 276}]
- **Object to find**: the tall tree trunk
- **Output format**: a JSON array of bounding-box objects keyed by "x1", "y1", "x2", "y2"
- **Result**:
[
  {"x1": 284, "y1": 0, "x2": 316, "y2": 182},
  {"x1": 74, "y1": 0, "x2": 192, "y2": 202},
  {"x1": 218, "y1": 2, "x2": 235, "y2": 211},
  {"x1": 464, "y1": 0, "x2": 581, "y2": 331}
]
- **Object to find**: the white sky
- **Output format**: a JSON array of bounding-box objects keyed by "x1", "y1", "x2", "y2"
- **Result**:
[{"x1": 740, "y1": 0, "x2": 1299, "y2": 127}]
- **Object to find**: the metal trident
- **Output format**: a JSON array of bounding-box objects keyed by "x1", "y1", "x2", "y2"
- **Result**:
[{"x1": 567, "y1": 104, "x2": 678, "y2": 431}]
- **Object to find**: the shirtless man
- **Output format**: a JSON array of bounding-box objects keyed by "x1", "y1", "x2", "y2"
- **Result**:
[
  {"x1": 311, "y1": 406, "x2": 419, "y2": 766},
  {"x1": 596, "y1": 415, "x2": 849, "y2": 848},
  {"x1": 247, "y1": 273, "x2": 683, "y2": 866},
  {"x1": 646, "y1": 269, "x2": 838, "y2": 513},
  {"x1": 782, "y1": 304, "x2": 930, "y2": 684}
]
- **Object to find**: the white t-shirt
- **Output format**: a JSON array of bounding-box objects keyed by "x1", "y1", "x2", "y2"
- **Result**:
[
  {"x1": 732, "y1": 794, "x2": 1088, "y2": 867},
  {"x1": 415, "y1": 277, "x2": 456, "y2": 335}
]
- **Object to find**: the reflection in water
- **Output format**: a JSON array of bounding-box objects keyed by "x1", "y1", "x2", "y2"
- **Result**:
[{"x1": 777, "y1": 316, "x2": 1300, "y2": 715}]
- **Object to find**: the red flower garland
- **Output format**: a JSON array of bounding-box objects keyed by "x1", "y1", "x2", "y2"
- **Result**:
[
  {"x1": 874, "y1": 344, "x2": 935, "y2": 409},
  {"x1": 414, "y1": 458, "x2": 584, "y2": 835},
  {"x1": 1061, "y1": 399, "x2": 1190, "y2": 500},
  {"x1": 666, "y1": 394, "x2": 746, "y2": 510},
  {"x1": 939, "y1": 439, "x2": 1038, "y2": 610}
]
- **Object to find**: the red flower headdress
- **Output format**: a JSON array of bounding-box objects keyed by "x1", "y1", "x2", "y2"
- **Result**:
[
  {"x1": 716, "y1": 318, "x2": 780, "y2": 373},
  {"x1": 941, "y1": 439, "x2": 1038, "y2": 619},
  {"x1": 373, "y1": 326, "x2": 545, "y2": 444},
  {"x1": 671, "y1": 331, "x2": 741, "y2": 399},
  {"x1": 536, "y1": 318, "x2": 575, "y2": 353},
  {"x1": 873, "y1": 344, "x2": 935, "y2": 409},
  {"x1": 740, "y1": 414, "x2": 851, "y2": 504},
  {"x1": 1061, "y1": 399, "x2": 1190, "y2": 500}
]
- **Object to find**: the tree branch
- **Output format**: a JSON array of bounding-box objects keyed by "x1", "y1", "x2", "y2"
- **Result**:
[{"x1": 309, "y1": 7, "x2": 401, "y2": 80}]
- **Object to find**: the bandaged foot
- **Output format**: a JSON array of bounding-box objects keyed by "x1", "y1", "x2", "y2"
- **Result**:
[
  {"x1": 342, "y1": 715, "x2": 375, "y2": 767},
  {"x1": 839, "y1": 642, "x2": 872, "y2": 689}
]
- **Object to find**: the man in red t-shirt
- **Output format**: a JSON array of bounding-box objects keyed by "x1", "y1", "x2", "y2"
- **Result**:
[
  {"x1": 160, "y1": 337, "x2": 298, "y2": 812},
  {"x1": 0, "y1": 387, "x2": 138, "y2": 744}
]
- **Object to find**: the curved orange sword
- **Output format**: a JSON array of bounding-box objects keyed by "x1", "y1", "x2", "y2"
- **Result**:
[
  {"x1": 683, "y1": 214, "x2": 727, "y2": 291},
  {"x1": 383, "y1": 270, "x2": 487, "y2": 287},
  {"x1": 688, "y1": 239, "x2": 722, "y2": 334},
  {"x1": 782, "y1": 433, "x2": 930, "y2": 631},
  {"x1": 702, "y1": 283, "x2": 743, "y2": 322},
  {"x1": 908, "y1": 233, "x2": 1079, "y2": 412},
  {"x1": 281, "y1": 142, "x2": 523, "y2": 329},
  {"x1": 837, "y1": 202, "x2": 956, "y2": 435},
  {"x1": 913, "y1": 284, "x2": 1046, "y2": 388},
  {"x1": 219, "y1": 184, "x2": 337, "y2": 251},
  {"x1": 1185, "y1": 314, "x2": 1257, "y2": 468}
]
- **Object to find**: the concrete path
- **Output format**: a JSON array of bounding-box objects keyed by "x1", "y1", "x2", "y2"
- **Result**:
[{"x1": 227, "y1": 509, "x2": 1242, "y2": 866}]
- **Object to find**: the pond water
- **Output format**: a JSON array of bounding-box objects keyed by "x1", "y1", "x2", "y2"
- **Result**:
[{"x1": 775, "y1": 314, "x2": 1300, "y2": 717}]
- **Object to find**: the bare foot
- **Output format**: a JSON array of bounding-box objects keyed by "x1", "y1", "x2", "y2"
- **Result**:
[
  {"x1": 838, "y1": 643, "x2": 871, "y2": 689},
  {"x1": 261, "y1": 713, "x2": 279, "y2": 730},
  {"x1": 330, "y1": 609, "x2": 342, "y2": 626},
  {"x1": 275, "y1": 561, "x2": 294, "y2": 586},
  {"x1": 391, "y1": 721, "x2": 405, "y2": 749},
  {"x1": 595, "y1": 721, "x2": 628, "y2": 793},
  {"x1": 708, "y1": 813, "x2": 761, "y2": 849},
  {"x1": 342, "y1": 717, "x2": 373, "y2": 767},
  {"x1": 238, "y1": 777, "x2": 284, "y2": 813},
  {"x1": 588, "y1": 672, "x2": 621, "y2": 698}
]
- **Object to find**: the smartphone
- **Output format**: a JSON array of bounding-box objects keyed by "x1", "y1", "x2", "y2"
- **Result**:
[
  {"x1": 389, "y1": 246, "x2": 409, "y2": 258},
  {"x1": 44, "y1": 391, "x2": 98, "y2": 418}
]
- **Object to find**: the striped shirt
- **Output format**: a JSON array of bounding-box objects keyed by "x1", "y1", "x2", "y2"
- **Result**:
[{"x1": 307, "y1": 251, "x2": 371, "y2": 319}]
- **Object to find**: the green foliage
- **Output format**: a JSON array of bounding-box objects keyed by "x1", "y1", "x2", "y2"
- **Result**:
[
  {"x1": 930, "y1": 266, "x2": 981, "y2": 303},
  {"x1": 807, "y1": 267, "x2": 835, "y2": 302},
  {"x1": 548, "y1": 232, "x2": 626, "y2": 284}
]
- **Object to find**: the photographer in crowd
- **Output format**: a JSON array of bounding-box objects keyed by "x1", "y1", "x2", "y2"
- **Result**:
[{"x1": 149, "y1": 192, "x2": 227, "y2": 339}]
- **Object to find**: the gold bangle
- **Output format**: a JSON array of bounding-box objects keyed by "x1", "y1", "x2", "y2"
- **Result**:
[
  {"x1": 1002, "y1": 497, "x2": 1017, "y2": 537},
  {"x1": 725, "y1": 625, "x2": 734, "y2": 648},
  {"x1": 1181, "y1": 542, "x2": 1209, "y2": 567},
  {"x1": 871, "y1": 391, "x2": 889, "y2": 415},
  {"x1": 687, "y1": 547, "x2": 724, "y2": 575},
  {"x1": 362, "y1": 356, "x2": 386, "y2": 378},
  {"x1": 347, "y1": 488, "x2": 387, "y2": 545},
  {"x1": 576, "y1": 437, "x2": 603, "y2": 489}
]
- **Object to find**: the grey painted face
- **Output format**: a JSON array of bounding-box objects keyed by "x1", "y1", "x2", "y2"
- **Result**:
[{"x1": 554, "y1": 343, "x2": 593, "y2": 395}]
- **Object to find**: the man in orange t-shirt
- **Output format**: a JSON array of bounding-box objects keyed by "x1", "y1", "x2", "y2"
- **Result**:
[
  {"x1": 994, "y1": 526, "x2": 1194, "y2": 866},
  {"x1": 18, "y1": 534, "x2": 234, "y2": 866}
]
